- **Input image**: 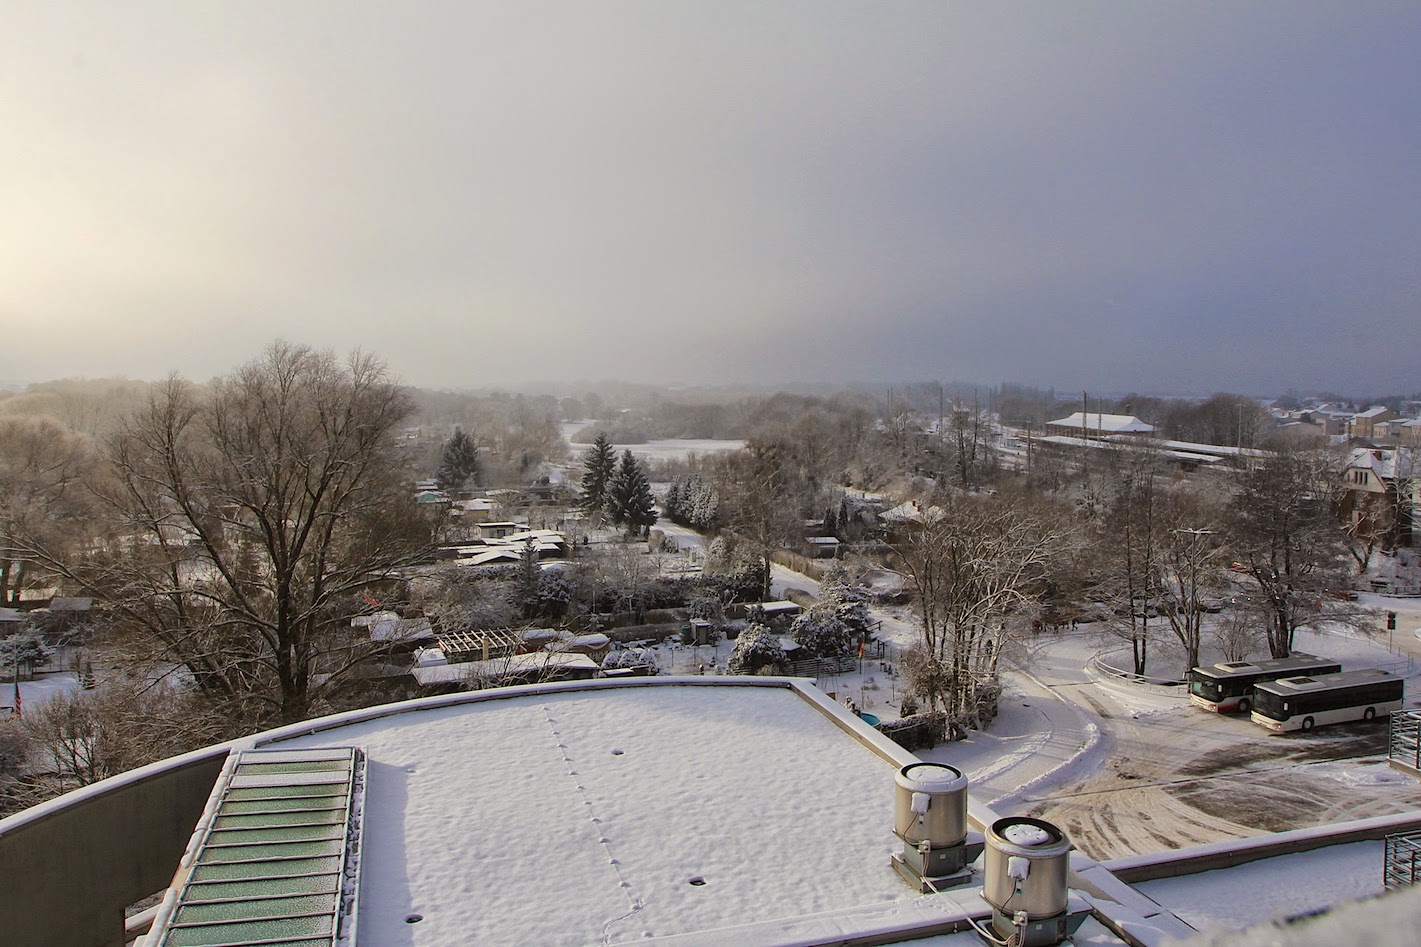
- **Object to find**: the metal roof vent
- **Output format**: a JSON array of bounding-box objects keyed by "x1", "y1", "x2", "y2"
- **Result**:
[
  {"x1": 146, "y1": 746, "x2": 366, "y2": 947},
  {"x1": 890, "y1": 762, "x2": 984, "y2": 892},
  {"x1": 979, "y1": 816, "x2": 1084, "y2": 946}
]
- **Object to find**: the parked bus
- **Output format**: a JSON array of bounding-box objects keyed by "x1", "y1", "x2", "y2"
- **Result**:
[
  {"x1": 1251, "y1": 669, "x2": 1405, "y2": 733},
  {"x1": 1187, "y1": 653, "x2": 1342, "y2": 714}
]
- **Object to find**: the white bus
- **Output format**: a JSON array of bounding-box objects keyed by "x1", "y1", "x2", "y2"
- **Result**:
[
  {"x1": 1250, "y1": 669, "x2": 1405, "y2": 733},
  {"x1": 1187, "y1": 653, "x2": 1341, "y2": 714}
]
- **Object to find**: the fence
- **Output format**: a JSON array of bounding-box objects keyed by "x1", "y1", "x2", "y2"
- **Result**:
[{"x1": 785, "y1": 654, "x2": 857, "y2": 679}]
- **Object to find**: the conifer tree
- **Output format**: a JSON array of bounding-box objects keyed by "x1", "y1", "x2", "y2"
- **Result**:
[
  {"x1": 606, "y1": 450, "x2": 658, "y2": 536},
  {"x1": 580, "y1": 433, "x2": 616, "y2": 514},
  {"x1": 436, "y1": 428, "x2": 480, "y2": 492},
  {"x1": 664, "y1": 478, "x2": 685, "y2": 522}
]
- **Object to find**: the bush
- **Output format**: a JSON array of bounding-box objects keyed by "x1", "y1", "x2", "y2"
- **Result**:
[
  {"x1": 726, "y1": 623, "x2": 785, "y2": 675},
  {"x1": 788, "y1": 607, "x2": 852, "y2": 659}
]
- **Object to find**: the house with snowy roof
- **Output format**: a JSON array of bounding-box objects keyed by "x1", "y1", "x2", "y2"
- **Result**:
[
  {"x1": 1351, "y1": 406, "x2": 1399, "y2": 438},
  {"x1": 1374, "y1": 417, "x2": 1421, "y2": 445},
  {"x1": 1339, "y1": 447, "x2": 1416, "y2": 549}
]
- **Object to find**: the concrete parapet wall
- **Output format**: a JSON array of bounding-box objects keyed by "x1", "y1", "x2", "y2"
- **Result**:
[
  {"x1": 1102, "y1": 811, "x2": 1421, "y2": 883},
  {"x1": 0, "y1": 745, "x2": 230, "y2": 946}
]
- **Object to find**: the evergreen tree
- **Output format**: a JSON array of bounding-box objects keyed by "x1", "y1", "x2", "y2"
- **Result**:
[
  {"x1": 664, "y1": 479, "x2": 685, "y2": 523},
  {"x1": 703, "y1": 536, "x2": 732, "y2": 573},
  {"x1": 436, "y1": 428, "x2": 480, "y2": 492},
  {"x1": 666, "y1": 474, "x2": 720, "y2": 530},
  {"x1": 580, "y1": 434, "x2": 616, "y2": 514},
  {"x1": 606, "y1": 450, "x2": 658, "y2": 536},
  {"x1": 516, "y1": 538, "x2": 540, "y2": 616}
]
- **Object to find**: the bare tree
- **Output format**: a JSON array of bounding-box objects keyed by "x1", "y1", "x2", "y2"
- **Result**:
[
  {"x1": 0, "y1": 416, "x2": 93, "y2": 606},
  {"x1": 8, "y1": 679, "x2": 230, "y2": 810},
  {"x1": 1157, "y1": 492, "x2": 1228, "y2": 677},
  {"x1": 48, "y1": 343, "x2": 434, "y2": 726},
  {"x1": 945, "y1": 396, "x2": 993, "y2": 488},
  {"x1": 1096, "y1": 443, "x2": 1165, "y2": 675},
  {"x1": 715, "y1": 441, "x2": 806, "y2": 599},
  {"x1": 892, "y1": 493, "x2": 1063, "y2": 727},
  {"x1": 1226, "y1": 445, "x2": 1351, "y2": 658},
  {"x1": 1214, "y1": 602, "x2": 1267, "y2": 663}
]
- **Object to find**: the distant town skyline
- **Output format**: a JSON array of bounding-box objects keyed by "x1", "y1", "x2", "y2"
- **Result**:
[{"x1": 3, "y1": 3, "x2": 1418, "y2": 395}]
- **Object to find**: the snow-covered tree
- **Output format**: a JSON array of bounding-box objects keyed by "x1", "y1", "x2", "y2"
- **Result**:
[
  {"x1": 703, "y1": 536, "x2": 732, "y2": 574},
  {"x1": 789, "y1": 607, "x2": 852, "y2": 659},
  {"x1": 665, "y1": 475, "x2": 721, "y2": 530},
  {"x1": 579, "y1": 434, "x2": 616, "y2": 515},
  {"x1": 726, "y1": 623, "x2": 785, "y2": 675},
  {"x1": 0, "y1": 632, "x2": 53, "y2": 678},
  {"x1": 893, "y1": 493, "x2": 1064, "y2": 725},
  {"x1": 664, "y1": 479, "x2": 685, "y2": 522},
  {"x1": 606, "y1": 450, "x2": 658, "y2": 536},
  {"x1": 602, "y1": 648, "x2": 658, "y2": 674},
  {"x1": 819, "y1": 563, "x2": 873, "y2": 641},
  {"x1": 435, "y1": 427, "x2": 480, "y2": 492},
  {"x1": 687, "y1": 596, "x2": 722, "y2": 623}
]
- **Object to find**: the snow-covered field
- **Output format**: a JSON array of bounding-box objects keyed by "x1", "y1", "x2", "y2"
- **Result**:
[{"x1": 560, "y1": 421, "x2": 744, "y2": 463}]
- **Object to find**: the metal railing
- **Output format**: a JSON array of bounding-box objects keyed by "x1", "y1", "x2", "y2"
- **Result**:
[
  {"x1": 1389, "y1": 710, "x2": 1421, "y2": 775},
  {"x1": 1087, "y1": 650, "x2": 1189, "y2": 697},
  {"x1": 1385, "y1": 831, "x2": 1421, "y2": 890}
]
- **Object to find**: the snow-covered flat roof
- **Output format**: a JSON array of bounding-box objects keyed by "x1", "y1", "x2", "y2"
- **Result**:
[
  {"x1": 264, "y1": 681, "x2": 918, "y2": 945},
  {"x1": 1133, "y1": 840, "x2": 1382, "y2": 934}
]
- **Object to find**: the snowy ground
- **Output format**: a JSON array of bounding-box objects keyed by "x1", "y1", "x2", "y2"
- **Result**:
[
  {"x1": 0, "y1": 671, "x2": 80, "y2": 716},
  {"x1": 1017, "y1": 621, "x2": 1421, "y2": 860}
]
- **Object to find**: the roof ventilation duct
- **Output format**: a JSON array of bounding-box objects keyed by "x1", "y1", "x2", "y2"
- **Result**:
[
  {"x1": 890, "y1": 762, "x2": 983, "y2": 892},
  {"x1": 979, "y1": 816, "x2": 1084, "y2": 946}
]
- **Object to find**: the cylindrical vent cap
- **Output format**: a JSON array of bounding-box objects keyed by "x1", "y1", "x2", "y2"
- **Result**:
[{"x1": 895, "y1": 762, "x2": 967, "y2": 794}]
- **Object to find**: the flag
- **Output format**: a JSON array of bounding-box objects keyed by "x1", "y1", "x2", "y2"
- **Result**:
[
  {"x1": 857, "y1": 640, "x2": 864, "y2": 658},
  {"x1": 363, "y1": 593, "x2": 381, "y2": 607}
]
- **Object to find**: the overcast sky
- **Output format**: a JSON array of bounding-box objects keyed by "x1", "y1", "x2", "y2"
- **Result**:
[{"x1": 3, "y1": 2, "x2": 1417, "y2": 396}]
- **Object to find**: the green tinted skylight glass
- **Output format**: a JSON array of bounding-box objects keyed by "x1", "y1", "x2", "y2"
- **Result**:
[{"x1": 150, "y1": 746, "x2": 362, "y2": 947}]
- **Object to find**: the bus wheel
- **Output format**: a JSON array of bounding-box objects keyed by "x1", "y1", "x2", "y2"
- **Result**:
[
  {"x1": 1301, "y1": 717, "x2": 1315, "y2": 732},
  {"x1": 1238, "y1": 698, "x2": 1251, "y2": 714},
  {"x1": 1364, "y1": 707, "x2": 1376, "y2": 721}
]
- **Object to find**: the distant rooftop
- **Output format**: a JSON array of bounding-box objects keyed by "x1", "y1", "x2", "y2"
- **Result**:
[{"x1": 1047, "y1": 412, "x2": 1156, "y2": 434}]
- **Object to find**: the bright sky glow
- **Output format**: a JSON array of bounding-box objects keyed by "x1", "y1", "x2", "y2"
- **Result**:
[{"x1": 3, "y1": 3, "x2": 1418, "y2": 393}]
